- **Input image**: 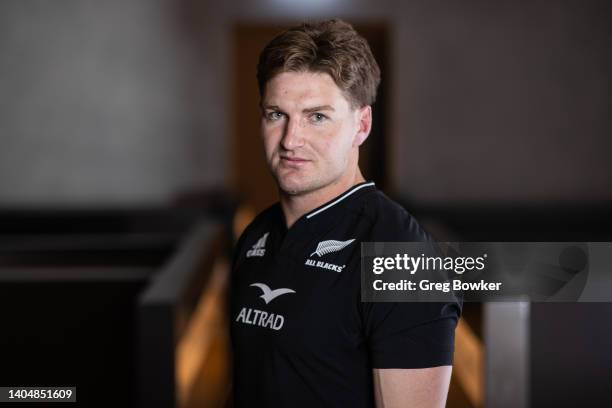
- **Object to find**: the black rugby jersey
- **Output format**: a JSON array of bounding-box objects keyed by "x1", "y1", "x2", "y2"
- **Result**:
[{"x1": 229, "y1": 181, "x2": 461, "y2": 408}]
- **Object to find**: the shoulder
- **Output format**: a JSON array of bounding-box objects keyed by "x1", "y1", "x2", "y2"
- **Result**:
[
  {"x1": 231, "y1": 202, "x2": 279, "y2": 267},
  {"x1": 235, "y1": 202, "x2": 279, "y2": 247},
  {"x1": 360, "y1": 189, "x2": 433, "y2": 243}
]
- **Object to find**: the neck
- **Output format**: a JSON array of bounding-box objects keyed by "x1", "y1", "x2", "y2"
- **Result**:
[{"x1": 280, "y1": 167, "x2": 366, "y2": 228}]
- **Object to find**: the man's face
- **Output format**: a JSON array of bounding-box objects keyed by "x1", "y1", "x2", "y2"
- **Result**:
[{"x1": 260, "y1": 71, "x2": 369, "y2": 196}]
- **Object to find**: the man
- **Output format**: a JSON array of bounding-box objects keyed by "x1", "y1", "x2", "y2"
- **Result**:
[{"x1": 229, "y1": 19, "x2": 461, "y2": 407}]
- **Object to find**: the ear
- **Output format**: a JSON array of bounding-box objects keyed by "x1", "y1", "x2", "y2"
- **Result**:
[{"x1": 353, "y1": 105, "x2": 372, "y2": 147}]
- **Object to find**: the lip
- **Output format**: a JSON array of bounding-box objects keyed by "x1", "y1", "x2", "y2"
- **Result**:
[
  {"x1": 280, "y1": 156, "x2": 311, "y2": 167},
  {"x1": 281, "y1": 156, "x2": 309, "y2": 162}
]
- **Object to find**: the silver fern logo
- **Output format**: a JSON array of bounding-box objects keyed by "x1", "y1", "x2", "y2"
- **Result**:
[{"x1": 310, "y1": 239, "x2": 355, "y2": 257}]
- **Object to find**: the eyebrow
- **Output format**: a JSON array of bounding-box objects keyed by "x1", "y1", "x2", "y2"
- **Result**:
[{"x1": 262, "y1": 104, "x2": 335, "y2": 113}]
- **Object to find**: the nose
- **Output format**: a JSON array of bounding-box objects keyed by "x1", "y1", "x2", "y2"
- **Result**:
[{"x1": 281, "y1": 117, "x2": 305, "y2": 150}]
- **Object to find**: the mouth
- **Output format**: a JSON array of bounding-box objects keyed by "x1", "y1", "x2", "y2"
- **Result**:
[{"x1": 280, "y1": 156, "x2": 311, "y2": 166}]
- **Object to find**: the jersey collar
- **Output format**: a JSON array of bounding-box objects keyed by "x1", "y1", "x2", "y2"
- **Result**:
[
  {"x1": 304, "y1": 181, "x2": 376, "y2": 220},
  {"x1": 274, "y1": 181, "x2": 376, "y2": 244}
]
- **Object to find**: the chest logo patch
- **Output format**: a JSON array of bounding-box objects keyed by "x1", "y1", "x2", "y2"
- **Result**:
[
  {"x1": 250, "y1": 283, "x2": 296, "y2": 304},
  {"x1": 305, "y1": 238, "x2": 356, "y2": 273},
  {"x1": 235, "y1": 283, "x2": 295, "y2": 331},
  {"x1": 310, "y1": 238, "x2": 355, "y2": 257},
  {"x1": 246, "y1": 232, "x2": 269, "y2": 258}
]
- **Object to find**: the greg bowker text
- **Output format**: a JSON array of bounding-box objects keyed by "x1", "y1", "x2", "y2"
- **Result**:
[{"x1": 373, "y1": 279, "x2": 502, "y2": 292}]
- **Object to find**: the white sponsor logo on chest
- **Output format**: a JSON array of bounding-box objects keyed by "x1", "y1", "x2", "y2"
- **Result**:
[
  {"x1": 235, "y1": 283, "x2": 295, "y2": 331},
  {"x1": 235, "y1": 307, "x2": 285, "y2": 330}
]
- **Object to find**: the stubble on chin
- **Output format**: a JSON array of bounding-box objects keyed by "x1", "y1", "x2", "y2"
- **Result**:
[
  {"x1": 272, "y1": 169, "x2": 312, "y2": 196},
  {"x1": 275, "y1": 176, "x2": 308, "y2": 196},
  {"x1": 276, "y1": 172, "x2": 336, "y2": 198},
  {"x1": 270, "y1": 156, "x2": 335, "y2": 197}
]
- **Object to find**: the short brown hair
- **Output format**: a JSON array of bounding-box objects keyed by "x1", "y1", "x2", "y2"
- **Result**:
[{"x1": 256, "y1": 19, "x2": 381, "y2": 108}]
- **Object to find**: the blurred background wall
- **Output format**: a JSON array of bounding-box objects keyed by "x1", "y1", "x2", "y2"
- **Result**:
[
  {"x1": 0, "y1": 0, "x2": 225, "y2": 204},
  {"x1": 2, "y1": 0, "x2": 610, "y2": 206}
]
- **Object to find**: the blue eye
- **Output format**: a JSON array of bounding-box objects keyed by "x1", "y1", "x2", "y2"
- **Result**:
[
  {"x1": 310, "y1": 113, "x2": 327, "y2": 123},
  {"x1": 266, "y1": 111, "x2": 284, "y2": 121}
]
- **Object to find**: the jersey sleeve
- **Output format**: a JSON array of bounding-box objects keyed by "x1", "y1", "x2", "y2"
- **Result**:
[
  {"x1": 362, "y1": 301, "x2": 460, "y2": 368},
  {"x1": 231, "y1": 230, "x2": 246, "y2": 274},
  {"x1": 228, "y1": 215, "x2": 256, "y2": 318},
  {"x1": 361, "y1": 197, "x2": 462, "y2": 368}
]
